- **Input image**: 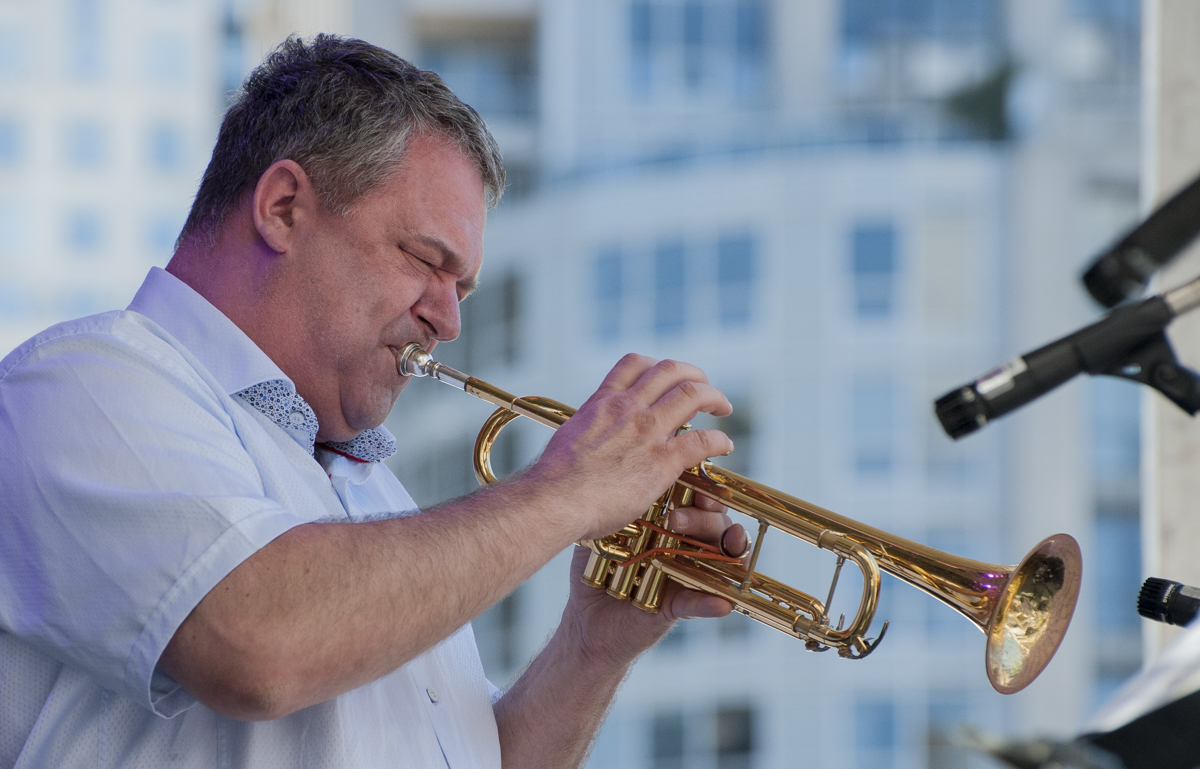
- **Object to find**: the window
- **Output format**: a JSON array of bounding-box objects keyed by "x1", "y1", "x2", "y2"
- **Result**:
[
  {"x1": 69, "y1": 0, "x2": 102, "y2": 80},
  {"x1": 145, "y1": 211, "x2": 182, "y2": 258},
  {"x1": 148, "y1": 123, "x2": 184, "y2": 172},
  {"x1": 652, "y1": 708, "x2": 686, "y2": 769},
  {"x1": 839, "y1": 0, "x2": 1000, "y2": 102},
  {"x1": 842, "y1": 0, "x2": 997, "y2": 48},
  {"x1": 420, "y1": 20, "x2": 536, "y2": 120},
  {"x1": 927, "y1": 691, "x2": 970, "y2": 769},
  {"x1": 145, "y1": 35, "x2": 186, "y2": 84},
  {"x1": 595, "y1": 248, "x2": 623, "y2": 341},
  {"x1": 717, "y1": 232, "x2": 755, "y2": 327},
  {"x1": 64, "y1": 121, "x2": 107, "y2": 169},
  {"x1": 221, "y1": 9, "x2": 247, "y2": 96},
  {"x1": 650, "y1": 704, "x2": 757, "y2": 769},
  {"x1": 655, "y1": 240, "x2": 686, "y2": 335},
  {"x1": 629, "y1": 0, "x2": 768, "y2": 104},
  {"x1": 852, "y1": 375, "x2": 895, "y2": 477},
  {"x1": 0, "y1": 27, "x2": 29, "y2": 80},
  {"x1": 851, "y1": 223, "x2": 898, "y2": 318},
  {"x1": 459, "y1": 270, "x2": 522, "y2": 371},
  {"x1": 66, "y1": 209, "x2": 104, "y2": 253},
  {"x1": 0, "y1": 120, "x2": 19, "y2": 168},
  {"x1": 0, "y1": 203, "x2": 25, "y2": 261},
  {"x1": 854, "y1": 696, "x2": 896, "y2": 769},
  {"x1": 716, "y1": 704, "x2": 755, "y2": 769}
]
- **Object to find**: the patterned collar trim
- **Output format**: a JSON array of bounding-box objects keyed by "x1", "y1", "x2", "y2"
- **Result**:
[{"x1": 234, "y1": 380, "x2": 396, "y2": 463}]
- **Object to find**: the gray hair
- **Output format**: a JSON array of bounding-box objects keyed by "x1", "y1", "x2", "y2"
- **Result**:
[{"x1": 178, "y1": 34, "x2": 505, "y2": 248}]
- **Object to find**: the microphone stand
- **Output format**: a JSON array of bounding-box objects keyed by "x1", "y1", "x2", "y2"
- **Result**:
[{"x1": 936, "y1": 273, "x2": 1200, "y2": 439}]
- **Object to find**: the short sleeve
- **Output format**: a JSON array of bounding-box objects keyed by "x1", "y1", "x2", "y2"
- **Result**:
[{"x1": 0, "y1": 317, "x2": 319, "y2": 715}]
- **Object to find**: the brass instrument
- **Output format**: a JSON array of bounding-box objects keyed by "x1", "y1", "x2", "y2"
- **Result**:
[{"x1": 397, "y1": 344, "x2": 1081, "y2": 694}]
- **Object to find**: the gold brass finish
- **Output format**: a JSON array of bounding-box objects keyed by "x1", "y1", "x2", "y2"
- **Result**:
[{"x1": 397, "y1": 343, "x2": 1082, "y2": 694}]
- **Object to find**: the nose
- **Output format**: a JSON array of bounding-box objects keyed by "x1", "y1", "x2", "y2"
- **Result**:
[{"x1": 414, "y1": 273, "x2": 462, "y2": 343}]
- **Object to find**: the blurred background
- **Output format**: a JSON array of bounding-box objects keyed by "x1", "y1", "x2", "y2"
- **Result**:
[{"x1": 0, "y1": 0, "x2": 1148, "y2": 766}]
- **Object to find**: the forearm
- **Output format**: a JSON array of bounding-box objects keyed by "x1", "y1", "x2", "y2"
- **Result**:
[
  {"x1": 162, "y1": 476, "x2": 577, "y2": 720},
  {"x1": 494, "y1": 617, "x2": 634, "y2": 769}
]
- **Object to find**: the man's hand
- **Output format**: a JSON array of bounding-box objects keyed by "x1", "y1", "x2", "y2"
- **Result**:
[
  {"x1": 493, "y1": 492, "x2": 749, "y2": 768},
  {"x1": 562, "y1": 492, "x2": 750, "y2": 668},
  {"x1": 525, "y1": 354, "x2": 735, "y2": 542}
]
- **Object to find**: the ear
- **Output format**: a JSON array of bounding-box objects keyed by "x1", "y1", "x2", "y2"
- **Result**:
[{"x1": 252, "y1": 159, "x2": 318, "y2": 254}]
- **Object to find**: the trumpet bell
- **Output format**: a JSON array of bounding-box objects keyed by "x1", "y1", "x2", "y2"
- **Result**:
[{"x1": 986, "y1": 534, "x2": 1082, "y2": 694}]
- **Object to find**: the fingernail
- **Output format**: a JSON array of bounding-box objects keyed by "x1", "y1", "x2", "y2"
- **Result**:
[
  {"x1": 673, "y1": 510, "x2": 691, "y2": 528},
  {"x1": 723, "y1": 441, "x2": 734, "y2": 456}
]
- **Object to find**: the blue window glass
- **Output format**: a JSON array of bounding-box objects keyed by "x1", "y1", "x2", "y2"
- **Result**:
[
  {"x1": 0, "y1": 27, "x2": 30, "y2": 80},
  {"x1": 594, "y1": 249, "x2": 623, "y2": 341},
  {"x1": 65, "y1": 121, "x2": 107, "y2": 169},
  {"x1": 146, "y1": 35, "x2": 186, "y2": 84},
  {"x1": 654, "y1": 240, "x2": 686, "y2": 335},
  {"x1": 145, "y1": 211, "x2": 182, "y2": 259},
  {"x1": 221, "y1": 11, "x2": 247, "y2": 95},
  {"x1": 683, "y1": 1, "x2": 704, "y2": 89},
  {"x1": 853, "y1": 375, "x2": 893, "y2": 476},
  {"x1": 652, "y1": 708, "x2": 685, "y2": 768},
  {"x1": 0, "y1": 203, "x2": 24, "y2": 259},
  {"x1": 422, "y1": 40, "x2": 535, "y2": 120},
  {"x1": 0, "y1": 120, "x2": 20, "y2": 167},
  {"x1": 842, "y1": 0, "x2": 996, "y2": 46},
  {"x1": 851, "y1": 223, "x2": 897, "y2": 318},
  {"x1": 148, "y1": 124, "x2": 183, "y2": 172},
  {"x1": 854, "y1": 697, "x2": 895, "y2": 769},
  {"x1": 67, "y1": 209, "x2": 104, "y2": 253},
  {"x1": 1095, "y1": 515, "x2": 1141, "y2": 630},
  {"x1": 717, "y1": 232, "x2": 755, "y2": 327},
  {"x1": 735, "y1": 0, "x2": 767, "y2": 99},
  {"x1": 630, "y1": 1, "x2": 654, "y2": 94},
  {"x1": 69, "y1": 0, "x2": 102, "y2": 80}
]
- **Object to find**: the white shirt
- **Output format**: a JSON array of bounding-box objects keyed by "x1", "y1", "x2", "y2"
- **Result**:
[{"x1": 0, "y1": 267, "x2": 502, "y2": 768}]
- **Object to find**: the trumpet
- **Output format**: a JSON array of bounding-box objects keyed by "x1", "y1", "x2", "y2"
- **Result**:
[{"x1": 397, "y1": 344, "x2": 1081, "y2": 694}]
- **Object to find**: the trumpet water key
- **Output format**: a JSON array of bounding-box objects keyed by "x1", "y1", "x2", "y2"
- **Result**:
[{"x1": 397, "y1": 344, "x2": 1082, "y2": 694}]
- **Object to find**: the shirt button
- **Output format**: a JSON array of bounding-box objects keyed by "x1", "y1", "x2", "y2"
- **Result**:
[
  {"x1": 288, "y1": 412, "x2": 305, "y2": 426},
  {"x1": 426, "y1": 688, "x2": 439, "y2": 703}
]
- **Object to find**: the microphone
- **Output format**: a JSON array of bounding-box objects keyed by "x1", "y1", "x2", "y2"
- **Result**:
[
  {"x1": 935, "y1": 275, "x2": 1200, "y2": 439},
  {"x1": 1083, "y1": 173, "x2": 1200, "y2": 308},
  {"x1": 1138, "y1": 577, "x2": 1200, "y2": 627}
]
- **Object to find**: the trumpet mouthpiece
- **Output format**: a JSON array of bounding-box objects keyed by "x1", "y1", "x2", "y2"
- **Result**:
[{"x1": 397, "y1": 343, "x2": 434, "y2": 377}]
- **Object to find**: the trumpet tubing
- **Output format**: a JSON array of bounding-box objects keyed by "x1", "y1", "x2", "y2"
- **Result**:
[{"x1": 397, "y1": 344, "x2": 1082, "y2": 695}]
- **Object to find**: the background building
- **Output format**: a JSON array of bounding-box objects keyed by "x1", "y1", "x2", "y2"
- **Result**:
[{"x1": 0, "y1": 1, "x2": 1146, "y2": 767}]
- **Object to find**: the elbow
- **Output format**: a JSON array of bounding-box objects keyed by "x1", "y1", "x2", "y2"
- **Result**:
[{"x1": 160, "y1": 625, "x2": 309, "y2": 721}]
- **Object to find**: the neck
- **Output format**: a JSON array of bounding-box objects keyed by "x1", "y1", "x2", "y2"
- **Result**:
[{"x1": 166, "y1": 218, "x2": 358, "y2": 443}]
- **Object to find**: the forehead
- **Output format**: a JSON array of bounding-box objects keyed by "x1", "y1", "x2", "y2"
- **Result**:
[{"x1": 351, "y1": 133, "x2": 487, "y2": 274}]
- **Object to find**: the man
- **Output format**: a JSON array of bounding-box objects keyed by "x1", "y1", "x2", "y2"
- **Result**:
[{"x1": 0, "y1": 35, "x2": 745, "y2": 767}]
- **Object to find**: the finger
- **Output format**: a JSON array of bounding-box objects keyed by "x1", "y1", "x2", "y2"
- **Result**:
[
  {"x1": 595, "y1": 353, "x2": 658, "y2": 393},
  {"x1": 669, "y1": 506, "x2": 734, "y2": 544},
  {"x1": 663, "y1": 588, "x2": 734, "y2": 621},
  {"x1": 692, "y1": 493, "x2": 726, "y2": 513},
  {"x1": 626, "y1": 359, "x2": 712, "y2": 407},
  {"x1": 721, "y1": 523, "x2": 749, "y2": 557},
  {"x1": 667, "y1": 427, "x2": 735, "y2": 468},
  {"x1": 651, "y1": 382, "x2": 733, "y2": 432}
]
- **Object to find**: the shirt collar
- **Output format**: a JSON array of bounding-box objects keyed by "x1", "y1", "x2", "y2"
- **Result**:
[
  {"x1": 127, "y1": 267, "x2": 288, "y2": 397},
  {"x1": 127, "y1": 268, "x2": 396, "y2": 463}
]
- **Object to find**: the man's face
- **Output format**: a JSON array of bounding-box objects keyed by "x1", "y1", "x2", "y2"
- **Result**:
[{"x1": 293, "y1": 132, "x2": 486, "y2": 442}]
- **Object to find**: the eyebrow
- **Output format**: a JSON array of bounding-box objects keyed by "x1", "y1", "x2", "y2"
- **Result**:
[{"x1": 413, "y1": 234, "x2": 479, "y2": 298}]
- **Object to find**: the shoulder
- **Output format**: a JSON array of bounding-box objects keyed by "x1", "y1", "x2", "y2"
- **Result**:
[{"x1": 0, "y1": 310, "x2": 206, "y2": 390}]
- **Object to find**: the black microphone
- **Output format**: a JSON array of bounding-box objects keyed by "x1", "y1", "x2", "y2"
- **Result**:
[
  {"x1": 1138, "y1": 577, "x2": 1200, "y2": 627},
  {"x1": 936, "y1": 281, "x2": 1200, "y2": 439},
  {"x1": 1083, "y1": 173, "x2": 1200, "y2": 308}
]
